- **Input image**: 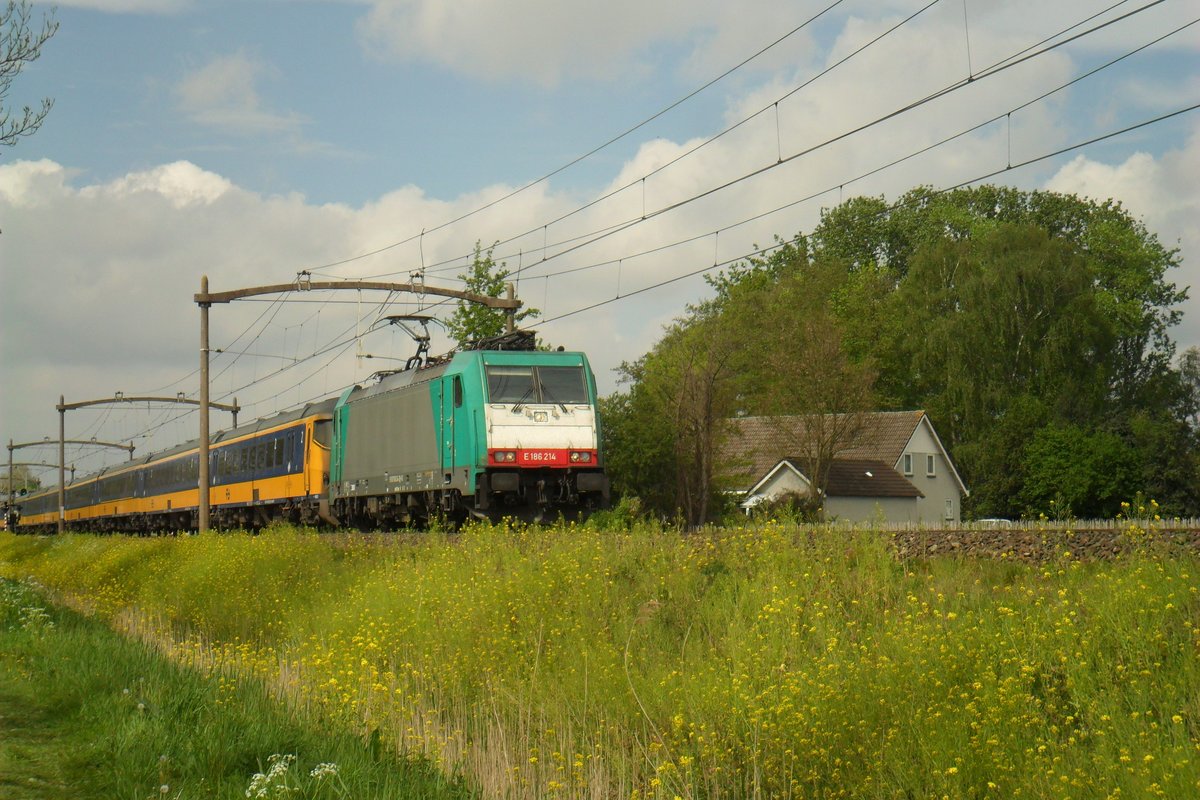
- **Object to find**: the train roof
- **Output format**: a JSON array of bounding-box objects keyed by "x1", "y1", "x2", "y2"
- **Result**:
[
  {"x1": 344, "y1": 347, "x2": 593, "y2": 405},
  {"x1": 352, "y1": 359, "x2": 451, "y2": 402},
  {"x1": 39, "y1": 398, "x2": 337, "y2": 492}
]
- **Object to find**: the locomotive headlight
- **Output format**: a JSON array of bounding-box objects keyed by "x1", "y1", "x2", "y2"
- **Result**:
[
  {"x1": 493, "y1": 451, "x2": 516, "y2": 463},
  {"x1": 570, "y1": 451, "x2": 592, "y2": 463}
]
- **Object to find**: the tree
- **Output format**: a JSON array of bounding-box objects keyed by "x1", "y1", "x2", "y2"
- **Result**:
[
  {"x1": 889, "y1": 223, "x2": 1115, "y2": 447},
  {"x1": 811, "y1": 186, "x2": 1187, "y2": 415},
  {"x1": 608, "y1": 311, "x2": 741, "y2": 526},
  {"x1": 605, "y1": 245, "x2": 879, "y2": 523},
  {"x1": 807, "y1": 186, "x2": 1194, "y2": 516},
  {"x1": 444, "y1": 242, "x2": 539, "y2": 347},
  {"x1": 597, "y1": 389, "x2": 675, "y2": 513},
  {"x1": 716, "y1": 255, "x2": 879, "y2": 505},
  {"x1": 1017, "y1": 423, "x2": 1136, "y2": 518},
  {"x1": 1181, "y1": 346, "x2": 1200, "y2": 429},
  {"x1": 1, "y1": 0, "x2": 57, "y2": 149},
  {"x1": 1123, "y1": 407, "x2": 1200, "y2": 516},
  {"x1": 0, "y1": 463, "x2": 41, "y2": 494},
  {"x1": 604, "y1": 185, "x2": 1199, "y2": 519}
]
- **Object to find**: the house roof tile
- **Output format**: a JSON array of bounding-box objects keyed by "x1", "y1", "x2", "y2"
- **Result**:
[
  {"x1": 817, "y1": 458, "x2": 923, "y2": 498},
  {"x1": 722, "y1": 410, "x2": 927, "y2": 489}
]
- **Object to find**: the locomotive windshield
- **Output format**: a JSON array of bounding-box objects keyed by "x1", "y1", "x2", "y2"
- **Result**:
[
  {"x1": 486, "y1": 365, "x2": 589, "y2": 405},
  {"x1": 536, "y1": 366, "x2": 588, "y2": 404},
  {"x1": 487, "y1": 366, "x2": 536, "y2": 403}
]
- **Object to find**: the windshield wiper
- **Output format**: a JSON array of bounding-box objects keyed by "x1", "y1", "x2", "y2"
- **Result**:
[
  {"x1": 539, "y1": 382, "x2": 570, "y2": 414},
  {"x1": 511, "y1": 385, "x2": 536, "y2": 414}
]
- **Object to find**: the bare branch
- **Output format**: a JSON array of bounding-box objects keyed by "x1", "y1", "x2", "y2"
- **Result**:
[{"x1": 1, "y1": 0, "x2": 59, "y2": 148}]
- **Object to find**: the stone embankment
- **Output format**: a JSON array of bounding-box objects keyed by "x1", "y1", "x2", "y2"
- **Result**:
[{"x1": 885, "y1": 523, "x2": 1200, "y2": 562}]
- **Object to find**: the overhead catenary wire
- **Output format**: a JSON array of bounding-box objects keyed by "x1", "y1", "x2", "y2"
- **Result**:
[
  {"x1": 121, "y1": 288, "x2": 453, "y2": 446},
  {"x1": 301, "y1": 0, "x2": 854, "y2": 278},
  {"x1": 353, "y1": 0, "x2": 950, "y2": 285},
  {"x1": 503, "y1": 14, "x2": 1198, "y2": 287},
  {"x1": 81, "y1": 1, "x2": 1185, "y2": 459},
  {"x1": 361, "y1": 0, "x2": 1155, "y2": 290},
  {"x1": 122, "y1": 292, "x2": 457, "y2": 445},
  {"x1": 503, "y1": 0, "x2": 1171, "y2": 281},
  {"x1": 135, "y1": 97, "x2": 1197, "y2": 449},
  {"x1": 534, "y1": 102, "x2": 1200, "y2": 328}
]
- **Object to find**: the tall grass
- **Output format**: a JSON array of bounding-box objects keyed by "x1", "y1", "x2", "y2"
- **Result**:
[
  {"x1": 0, "y1": 576, "x2": 472, "y2": 799},
  {"x1": 2, "y1": 522, "x2": 1197, "y2": 798}
]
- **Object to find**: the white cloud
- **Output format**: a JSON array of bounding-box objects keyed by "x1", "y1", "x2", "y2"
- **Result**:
[
  {"x1": 174, "y1": 52, "x2": 306, "y2": 135},
  {"x1": 355, "y1": 0, "x2": 813, "y2": 86},
  {"x1": 1045, "y1": 122, "x2": 1200, "y2": 357},
  {"x1": 0, "y1": 159, "x2": 73, "y2": 208},
  {"x1": 83, "y1": 161, "x2": 234, "y2": 208}
]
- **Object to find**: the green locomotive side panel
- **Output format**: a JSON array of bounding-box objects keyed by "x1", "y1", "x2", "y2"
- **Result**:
[{"x1": 332, "y1": 372, "x2": 443, "y2": 499}]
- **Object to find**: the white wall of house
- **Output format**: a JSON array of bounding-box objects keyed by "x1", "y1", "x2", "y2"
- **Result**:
[
  {"x1": 895, "y1": 418, "x2": 962, "y2": 524},
  {"x1": 754, "y1": 465, "x2": 812, "y2": 500},
  {"x1": 826, "y1": 496, "x2": 920, "y2": 524},
  {"x1": 746, "y1": 464, "x2": 921, "y2": 524}
]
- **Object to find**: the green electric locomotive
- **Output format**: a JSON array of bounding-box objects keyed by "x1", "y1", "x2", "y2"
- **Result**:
[{"x1": 330, "y1": 338, "x2": 609, "y2": 526}]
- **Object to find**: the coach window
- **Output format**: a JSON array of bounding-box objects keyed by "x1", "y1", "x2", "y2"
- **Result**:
[{"x1": 312, "y1": 423, "x2": 330, "y2": 448}]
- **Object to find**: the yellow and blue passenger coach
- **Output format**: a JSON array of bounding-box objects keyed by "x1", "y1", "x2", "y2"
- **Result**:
[{"x1": 15, "y1": 401, "x2": 335, "y2": 533}]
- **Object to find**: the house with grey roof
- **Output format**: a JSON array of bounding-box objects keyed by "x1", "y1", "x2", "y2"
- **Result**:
[{"x1": 723, "y1": 411, "x2": 968, "y2": 524}]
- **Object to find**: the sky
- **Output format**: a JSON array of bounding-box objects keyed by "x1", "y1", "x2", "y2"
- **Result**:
[{"x1": 1, "y1": 0, "x2": 1198, "y2": 480}]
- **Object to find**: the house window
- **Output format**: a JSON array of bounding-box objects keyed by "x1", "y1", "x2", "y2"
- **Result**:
[
  {"x1": 926, "y1": 454, "x2": 936, "y2": 477},
  {"x1": 902, "y1": 453, "x2": 913, "y2": 476}
]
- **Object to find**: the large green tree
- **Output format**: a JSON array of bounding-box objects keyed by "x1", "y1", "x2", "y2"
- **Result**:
[
  {"x1": 604, "y1": 239, "x2": 880, "y2": 522},
  {"x1": 808, "y1": 186, "x2": 1195, "y2": 517},
  {"x1": 888, "y1": 222, "x2": 1115, "y2": 446},
  {"x1": 812, "y1": 186, "x2": 1187, "y2": 415},
  {"x1": 603, "y1": 185, "x2": 1199, "y2": 520}
]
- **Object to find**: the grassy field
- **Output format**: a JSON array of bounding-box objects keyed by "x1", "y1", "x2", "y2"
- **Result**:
[
  {"x1": 0, "y1": 576, "x2": 473, "y2": 799},
  {"x1": 1, "y1": 521, "x2": 1197, "y2": 799}
]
